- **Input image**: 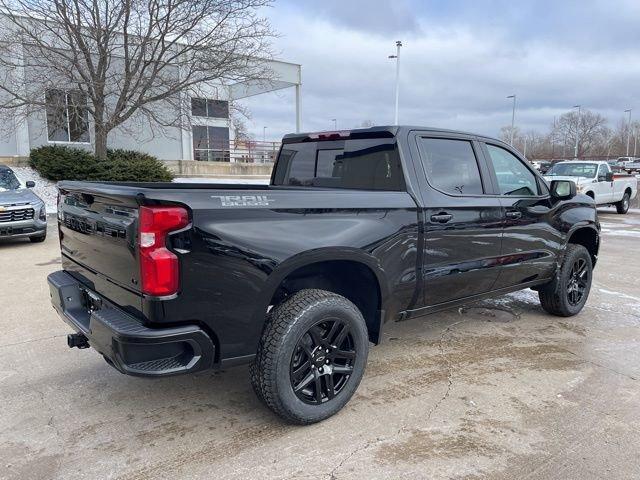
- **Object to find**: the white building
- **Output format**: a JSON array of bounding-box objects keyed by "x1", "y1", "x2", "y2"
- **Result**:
[{"x1": 0, "y1": 37, "x2": 301, "y2": 163}]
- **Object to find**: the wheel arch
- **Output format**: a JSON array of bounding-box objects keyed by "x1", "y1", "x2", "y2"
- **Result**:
[
  {"x1": 253, "y1": 248, "x2": 389, "y2": 345},
  {"x1": 566, "y1": 225, "x2": 600, "y2": 267}
]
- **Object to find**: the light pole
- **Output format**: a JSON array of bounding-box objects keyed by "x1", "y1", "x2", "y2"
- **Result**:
[
  {"x1": 573, "y1": 105, "x2": 581, "y2": 159},
  {"x1": 262, "y1": 126, "x2": 267, "y2": 143},
  {"x1": 331, "y1": 118, "x2": 337, "y2": 130},
  {"x1": 388, "y1": 40, "x2": 402, "y2": 125},
  {"x1": 507, "y1": 95, "x2": 516, "y2": 145},
  {"x1": 634, "y1": 125, "x2": 638, "y2": 157},
  {"x1": 551, "y1": 116, "x2": 556, "y2": 159},
  {"x1": 625, "y1": 109, "x2": 632, "y2": 157}
]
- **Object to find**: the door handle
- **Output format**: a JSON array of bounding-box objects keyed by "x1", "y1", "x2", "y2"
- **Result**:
[
  {"x1": 430, "y1": 213, "x2": 453, "y2": 223},
  {"x1": 505, "y1": 211, "x2": 522, "y2": 219}
]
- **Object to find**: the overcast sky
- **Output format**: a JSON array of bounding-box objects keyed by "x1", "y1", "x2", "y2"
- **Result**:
[{"x1": 243, "y1": 0, "x2": 640, "y2": 141}]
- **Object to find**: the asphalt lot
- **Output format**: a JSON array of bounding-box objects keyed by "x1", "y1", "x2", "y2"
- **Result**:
[{"x1": 1, "y1": 207, "x2": 640, "y2": 480}]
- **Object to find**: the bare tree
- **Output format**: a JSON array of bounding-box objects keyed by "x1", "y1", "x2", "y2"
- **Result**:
[
  {"x1": 500, "y1": 109, "x2": 637, "y2": 160},
  {"x1": 552, "y1": 109, "x2": 608, "y2": 158},
  {"x1": 230, "y1": 103, "x2": 251, "y2": 142},
  {"x1": 499, "y1": 125, "x2": 521, "y2": 146},
  {"x1": 0, "y1": 0, "x2": 275, "y2": 158}
]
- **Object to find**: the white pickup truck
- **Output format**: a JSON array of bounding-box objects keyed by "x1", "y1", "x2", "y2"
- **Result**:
[{"x1": 544, "y1": 161, "x2": 637, "y2": 214}]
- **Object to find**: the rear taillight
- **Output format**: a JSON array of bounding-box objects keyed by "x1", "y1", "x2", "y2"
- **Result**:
[{"x1": 139, "y1": 206, "x2": 189, "y2": 296}]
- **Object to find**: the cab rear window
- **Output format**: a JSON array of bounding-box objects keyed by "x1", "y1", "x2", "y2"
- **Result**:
[{"x1": 272, "y1": 139, "x2": 405, "y2": 191}]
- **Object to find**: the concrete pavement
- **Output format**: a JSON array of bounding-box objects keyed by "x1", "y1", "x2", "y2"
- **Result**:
[{"x1": 1, "y1": 209, "x2": 639, "y2": 480}]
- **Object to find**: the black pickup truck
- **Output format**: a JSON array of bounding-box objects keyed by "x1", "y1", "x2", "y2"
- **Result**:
[{"x1": 48, "y1": 126, "x2": 599, "y2": 424}]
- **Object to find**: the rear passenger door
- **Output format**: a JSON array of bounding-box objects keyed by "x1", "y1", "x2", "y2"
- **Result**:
[
  {"x1": 411, "y1": 134, "x2": 504, "y2": 306},
  {"x1": 481, "y1": 142, "x2": 558, "y2": 289}
]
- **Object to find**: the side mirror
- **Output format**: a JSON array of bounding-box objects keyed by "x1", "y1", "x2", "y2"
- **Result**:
[
  {"x1": 550, "y1": 180, "x2": 576, "y2": 201},
  {"x1": 605, "y1": 172, "x2": 614, "y2": 182},
  {"x1": 26, "y1": 181, "x2": 35, "y2": 188}
]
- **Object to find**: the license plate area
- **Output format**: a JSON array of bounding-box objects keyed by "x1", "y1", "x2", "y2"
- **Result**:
[{"x1": 82, "y1": 289, "x2": 103, "y2": 312}]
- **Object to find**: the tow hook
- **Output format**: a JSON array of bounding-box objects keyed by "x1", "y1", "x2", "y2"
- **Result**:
[{"x1": 67, "y1": 333, "x2": 90, "y2": 349}]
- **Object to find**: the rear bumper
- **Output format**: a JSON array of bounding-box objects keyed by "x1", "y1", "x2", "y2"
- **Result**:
[{"x1": 47, "y1": 270, "x2": 215, "y2": 377}]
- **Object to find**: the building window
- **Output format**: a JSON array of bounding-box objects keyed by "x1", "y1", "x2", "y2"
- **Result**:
[
  {"x1": 193, "y1": 125, "x2": 230, "y2": 161},
  {"x1": 191, "y1": 98, "x2": 229, "y2": 119},
  {"x1": 45, "y1": 89, "x2": 90, "y2": 143}
]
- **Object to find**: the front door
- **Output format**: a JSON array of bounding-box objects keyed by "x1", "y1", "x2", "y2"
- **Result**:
[
  {"x1": 595, "y1": 163, "x2": 614, "y2": 203},
  {"x1": 481, "y1": 142, "x2": 559, "y2": 289},
  {"x1": 414, "y1": 135, "x2": 504, "y2": 306}
]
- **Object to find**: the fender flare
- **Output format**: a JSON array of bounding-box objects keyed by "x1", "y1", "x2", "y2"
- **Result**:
[
  {"x1": 249, "y1": 247, "x2": 390, "y2": 336},
  {"x1": 562, "y1": 222, "x2": 600, "y2": 263}
]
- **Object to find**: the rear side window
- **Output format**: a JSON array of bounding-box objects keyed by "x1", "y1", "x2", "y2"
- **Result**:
[
  {"x1": 272, "y1": 139, "x2": 405, "y2": 191},
  {"x1": 417, "y1": 138, "x2": 483, "y2": 195}
]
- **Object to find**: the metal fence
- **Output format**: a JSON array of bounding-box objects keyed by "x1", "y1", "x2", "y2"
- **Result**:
[{"x1": 194, "y1": 140, "x2": 281, "y2": 164}]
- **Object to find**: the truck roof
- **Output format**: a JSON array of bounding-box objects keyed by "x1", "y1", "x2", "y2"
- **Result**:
[{"x1": 282, "y1": 125, "x2": 502, "y2": 144}]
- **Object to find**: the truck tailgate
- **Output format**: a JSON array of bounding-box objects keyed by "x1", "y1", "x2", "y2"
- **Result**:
[{"x1": 58, "y1": 186, "x2": 141, "y2": 294}]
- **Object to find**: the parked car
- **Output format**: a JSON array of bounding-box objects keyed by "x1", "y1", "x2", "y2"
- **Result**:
[
  {"x1": 0, "y1": 165, "x2": 47, "y2": 242},
  {"x1": 538, "y1": 160, "x2": 553, "y2": 174},
  {"x1": 616, "y1": 156, "x2": 638, "y2": 166},
  {"x1": 607, "y1": 160, "x2": 626, "y2": 173},
  {"x1": 48, "y1": 126, "x2": 600, "y2": 424},
  {"x1": 531, "y1": 160, "x2": 553, "y2": 173},
  {"x1": 544, "y1": 160, "x2": 637, "y2": 213},
  {"x1": 623, "y1": 160, "x2": 640, "y2": 174}
]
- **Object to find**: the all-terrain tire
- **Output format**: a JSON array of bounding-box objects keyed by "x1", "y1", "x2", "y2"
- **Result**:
[
  {"x1": 616, "y1": 192, "x2": 630, "y2": 214},
  {"x1": 538, "y1": 244, "x2": 592, "y2": 317},
  {"x1": 249, "y1": 289, "x2": 369, "y2": 424}
]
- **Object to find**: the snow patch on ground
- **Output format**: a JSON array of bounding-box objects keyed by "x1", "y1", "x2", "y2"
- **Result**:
[
  {"x1": 599, "y1": 222, "x2": 632, "y2": 229},
  {"x1": 598, "y1": 288, "x2": 640, "y2": 303},
  {"x1": 600, "y1": 228, "x2": 640, "y2": 238},
  {"x1": 11, "y1": 166, "x2": 58, "y2": 213},
  {"x1": 597, "y1": 288, "x2": 640, "y2": 316},
  {"x1": 484, "y1": 288, "x2": 540, "y2": 307}
]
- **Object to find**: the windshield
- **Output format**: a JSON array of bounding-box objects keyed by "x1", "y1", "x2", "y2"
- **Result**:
[
  {"x1": 0, "y1": 169, "x2": 21, "y2": 190},
  {"x1": 546, "y1": 163, "x2": 597, "y2": 177}
]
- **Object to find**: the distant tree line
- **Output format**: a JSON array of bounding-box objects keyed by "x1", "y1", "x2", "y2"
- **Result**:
[{"x1": 500, "y1": 108, "x2": 639, "y2": 160}]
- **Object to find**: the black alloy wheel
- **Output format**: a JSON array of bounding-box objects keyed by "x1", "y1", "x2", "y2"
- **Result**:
[
  {"x1": 250, "y1": 289, "x2": 369, "y2": 424},
  {"x1": 538, "y1": 243, "x2": 593, "y2": 317},
  {"x1": 290, "y1": 319, "x2": 356, "y2": 404},
  {"x1": 566, "y1": 257, "x2": 589, "y2": 306}
]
